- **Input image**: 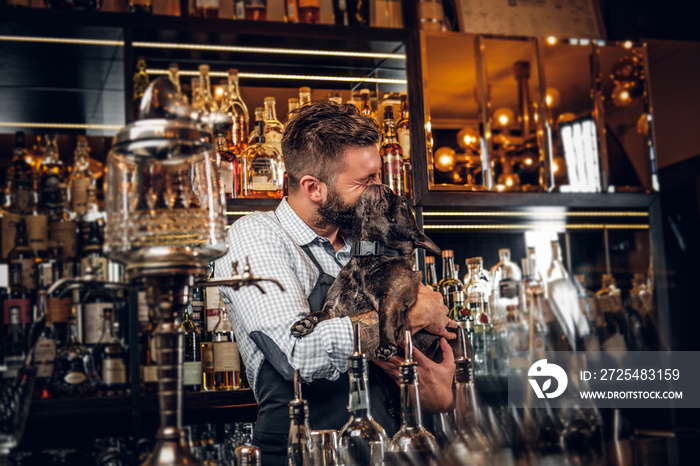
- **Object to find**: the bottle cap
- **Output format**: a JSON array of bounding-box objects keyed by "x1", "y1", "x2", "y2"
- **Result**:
[
  {"x1": 498, "y1": 248, "x2": 510, "y2": 256},
  {"x1": 466, "y1": 257, "x2": 480, "y2": 267},
  {"x1": 264, "y1": 96, "x2": 276, "y2": 104},
  {"x1": 442, "y1": 249, "x2": 453, "y2": 258},
  {"x1": 299, "y1": 86, "x2": 311, "y2": 93},
  {"x1": 425, "y1": 255, "x2": 434, "y2": 264},
  {"x1": 199, "y1": 64, "x2": 210, "y2": 73},
  {"x1": 228, "y1": 68, "x2": 239, "y2": 75},
  {"x1": 360, "y1": 88, "x2": 370, "y2": 95}
]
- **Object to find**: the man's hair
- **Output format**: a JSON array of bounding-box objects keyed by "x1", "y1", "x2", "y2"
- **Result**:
[{"x1": 282, "y1": 100, "x2": 380, "y2": 193}]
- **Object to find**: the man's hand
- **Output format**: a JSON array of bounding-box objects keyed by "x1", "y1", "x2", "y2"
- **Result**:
[
  {"x1": 407, "y1": 283, "x2": 458, "y2": 339},
  {"x1": 373, "y1": 337, "x2": 456, "y2": 413}
]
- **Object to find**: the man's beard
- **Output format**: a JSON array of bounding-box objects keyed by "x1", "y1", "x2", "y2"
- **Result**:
[{"x1": 316, "y1": 185, "x2": 355, "y2": 233}]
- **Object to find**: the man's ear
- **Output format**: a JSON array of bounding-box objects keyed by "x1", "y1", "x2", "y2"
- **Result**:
[{"x1": 299, "y1": 175, "x2": 326, "y2": 204}]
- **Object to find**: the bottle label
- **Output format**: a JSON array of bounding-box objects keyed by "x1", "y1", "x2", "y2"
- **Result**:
[
  {"x1": 220, "y1": 162, "x2": 234, "y2": 197},
  {"x1": 201, "y1": 343, "x2": 214, "y2": 372},
  {"x1": 84, "y1": 302, "x2": 113, "y2": 345},
  {"x1": 4, "y1": 299, "x2": 31, "y2": 325},
  {"x1": 25, "y1": 214, "x2": 48, "y2": 252},
  {"x1": 142, "y1": 364, "x2": 158, "y2": 383},
  {"x1": 81, "y1": 256, "x2": 108, "y2": 280},
  {"x1": 50, "y1": 220, "x2": 79, "y2": 259},
  {"x1": 70, "y1": 178, "x2": 91, "y2": 215},
  {"x1": 64, "y1": 371, "x2": 87, "y2": 385},
  {"x1": 1, "y1": 212, "x2": 20, "y2": 259},
  {"x1": 397, "y1": 129, "x2": 411, "y2": 161},
  {"x1": 2, "y1": 355, "x2": 24, "y2": 379},
  {"x1": 499, "y1": 279, "x2": 519, "y2": 299},
  {"x1": 196, "y1": 0, "x2": 219, "y2": 8},
  {"x1": 213, "y1": 341, "x2": 240, "y2": 372},
  {"x1": 299, "y1": 0, "x2": 319, "y2": 7},
  {"x1": 183, "y1": 361, "x2": 203, "y2": 386},
  {"x1": 102, "y1": 358, "x2": 126, "y2": 385},
  {"x1": 11, "y1": 258, "x2": 36, "y2": 291},
  {"x1": 35, "y1": 337, "x2": 57, "y2": 378},
  {"x1": 137, "y1": 291, "x2": 150, "y2": 329},
  {"x1": 41, "y1": 173, "x2": 63, "y2": 210},
  {"x1": 47, "y1": 296, "x2": 71, "y2": 323}
]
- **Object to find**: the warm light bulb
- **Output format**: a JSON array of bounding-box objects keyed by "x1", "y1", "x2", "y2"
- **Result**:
[
  {"x1": 434, "y1": 147, "x2": 456, "y2": 172},
  {"x1": 524, "y1": 157, "x2": 533, "y2": 166},
  {"x1": 623, "y1": 40, "x2": 634, "y2": 49},
  {"x1": 546, "y1": 36, "x2": 558, "y2": 45},
  {"x1": 545, "y1": 87, "x2": 560, "y2": 108},
  {"x1": 493, "y1": 108, "x2": 514, "y2": 128},
  {"x1": 457, "y1": 127, "x2": 479, "y2": 150}
]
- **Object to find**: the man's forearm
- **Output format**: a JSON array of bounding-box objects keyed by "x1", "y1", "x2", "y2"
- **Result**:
[{"x1": 349, "y1": 312, "x2": 380, "y2": 356}]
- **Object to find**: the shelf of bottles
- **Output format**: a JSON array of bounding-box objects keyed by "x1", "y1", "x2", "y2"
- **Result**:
[{"x1": 414, "y1": 31, "x2": 659, "y2": 198}]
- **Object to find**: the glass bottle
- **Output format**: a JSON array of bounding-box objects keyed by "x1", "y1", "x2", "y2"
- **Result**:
[
  {"x1": 50, "y1": 183, "x2": 79, "y2": 262},
  {"x1": 286, "y1": 98, "x2": 300, "y2": 127},
  {"x1": 298, "y1": 0, "x2": 320, "y2": 24},
  {"x1": 438, "y1": 249, "x2": 462, "y2": 311},
  {"x1": 464, "y1": 258, "x2": 490, "y2": 377},
  {"x1": 544, "y1": 240, "x2": 576, "y2": 351},
  {"x1": 33, "y1": 289, "x2": 57, "y2": 399},
  {"x1": 224, "y1": 68, "x2": 249, "y2": 152},
  {"x1": 359, "y1": 89, "x2": 379, "y2": 129},
  {"x1": 263, "y1": 96, "x2": 284, "y2": 155},
  {"x1": 7, "y1": 219, "x2": 38, "y2": 293},
  {"x1": 244, "y1": 0, "x2": 267, "y2": 20},
  {"x1": 167, "y1": 63, "x2": 187, "y2": 103},
  {"x1": 332, "y1": 0, "x2": 349, "y2": 25},
  {"x1": 25, "y1": 177, "x2": 49, "y2": 257},
  {"x1": 132, "y1": 56, "x2": 150, "y2": 121},
  {"x1": 630, "y1": 272, "x2": 657, "y2": 350},
  {"x1": 298, "y1": 86, "x2": 312, "y2": 107},
  {"x1": 388, "y1": 330, "x2": 440, "y2": 465},
  {"x1": 449, "y1": 290, "x2": 469, "y2": 328},
  {"x1": 212, "y1": 298, "x2": 240, "y2": 391},
  {"x1": 93, "y1": 306, "x2": 128, "y2": 396},
  {"x1": 129, "y1": 0, "x2": 152, "y2": 13},
  {"x1": 338, "y1": 323, "x2": 388, "y2": 465},
  {"x1": 288, "y1": 369, "x2": 313, "y2": 466},
  {"x1": 192, "y1": 0, "x2": 219, "y2": 18},
  {"x1": 80, "y1": 221, "x2": 108, "y2": 281},
  {"x1": 182, "y1": 306, "x2": 202, "y2": 392},
  {"x1": 48, "y1": 306, "x2": 99, "y2": 399},
  {"x1": 285, "y1": 0, "x2": 299, "y2": 22},
  {"x1": 139, "y1": 307, "x2": 158, "y2": 394},
  {"x1": 594, "y1": 274, "x2": 628, "y2": 352},
  {"x1": 69, "y1": 136, "x2": 94, "y2": 217},
  {"x1": 82, "y1": 280, "x2": 116, "y2": 347},
  {"x1": 424, "y1": 255, "x2": 439, "y2": 291},
  {"x1": 5, "y1": 261, "x2": 33, "y2": 350},
  {"x1": 198, "y1": 64, "x2": 217, "y2": 114},
  {"x1": 247, "y1": 106, "x2": 265, "y2": 145},
  {"x1": 396, "y1": 92, "x2": 412, "y2": 197},
  {"x1": 2, "y1": 131, "x2": 32, "y2": 259},
  {"x1": 380, "y1": 106, "x2": 405, "y2": 196},
  {"x1": 242, "y1": 114, "x2": 283, "y2": 199},
  {"x1": 47, "y1": 259, "x2": 72, "y2": 348},
  {"x1": 489, "y1": 248, "x2": 522, "y2": 326},
  {"x1": 521, "y1": 254, "x2": 547, "y2": 359},
  {"x1": 216, "y1": 128, "x2": 240, "y2": 200},
  {"x1": 2, "y1": 303, "x2": 27, "y2": 381}
]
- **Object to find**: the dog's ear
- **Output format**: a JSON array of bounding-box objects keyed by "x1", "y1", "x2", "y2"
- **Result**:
[{"x1": 414, "y1": 231, "x2": 441, "y2": 255}]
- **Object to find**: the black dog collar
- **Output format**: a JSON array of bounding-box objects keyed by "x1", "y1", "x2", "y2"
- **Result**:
[{"x1": 351, "y1": 241, "x2": 403, "y2": 257}]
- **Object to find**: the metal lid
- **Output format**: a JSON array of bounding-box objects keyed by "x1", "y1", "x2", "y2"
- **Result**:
[
  {"x1": 235, "y1": 445, "x2": 261, "y2": 466},
  {"x1": 112, "y1": 118, "x2": 213, "y2": 148}
]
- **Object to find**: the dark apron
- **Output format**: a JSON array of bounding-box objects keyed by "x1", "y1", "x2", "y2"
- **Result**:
[{"x1": 252, "y1": 244, "x2": 399, "y2": 466}]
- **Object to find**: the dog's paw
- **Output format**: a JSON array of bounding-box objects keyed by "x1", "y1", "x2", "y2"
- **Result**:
[
  {"x1": 290, "y1": 316, "x2": 319, "y2": 337},
  {"x1": 375, "y1": 344, "x2": 397, "y2": 361}
]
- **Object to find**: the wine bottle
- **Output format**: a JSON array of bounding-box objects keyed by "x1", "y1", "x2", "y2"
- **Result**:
[
  {"x1": 212, "y1": 298, "x2": 240, "y2": 391},
  {"x1": 182, "y1": 306, "x2": 202, "y2": 392},
  {"x1": 93, "y1": 306, "x2": 129, "y2": 396}
]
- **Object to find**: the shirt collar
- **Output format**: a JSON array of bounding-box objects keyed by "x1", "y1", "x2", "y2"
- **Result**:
[{"x1": 276, "y1": 198, "x2": 352, "y2": 252}]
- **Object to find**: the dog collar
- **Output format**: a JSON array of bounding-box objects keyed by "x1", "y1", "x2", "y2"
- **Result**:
[{"x1": 351, "y1": 241, "x2": 403, "y2": 257}]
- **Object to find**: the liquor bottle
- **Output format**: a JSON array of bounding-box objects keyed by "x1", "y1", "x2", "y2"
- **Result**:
[
  {"x1": 263, "y1": 96, "x2": 284, "y2": 155},
  {"x1": 630, "y1": 273, "x2": 657, "y2": 350},
  {"x1": 247, "y1": 107, "x2": 265, "y2": 145},
  {"x1": 438, "y1": 250, "x2": 462, "y2": 311},
  {"x1": 133, "y1": 57, "x2": 150, "y2": 121},
  {"x1": 242, "y1": 113, "x2": 283, "y2": 199},
  {"x1": 48, "y1": 306, "x2": 99, "y2": 398},
  {"x1": 285, "y1": 0, "x2": 299, "y2": 22},
  {"x1": 223, "y1": 69, "x2": 249, "y2": 150},
  {"x1": 424, "y1": 255, "x2": 439, "y2": 291},
  {"x1": 521, "y1": 254, "x2": 547, "y2": 359},
  {"x1": 82, "y1": 283, "x2": 115, "y2": 347},
  {"x1": 4, "y1": 262, "x2": 32, "y2": 336},
  {"x1": 33, "y1": 290, "x2": 57, "y2": 399},
  {"x1": 129, "y1": 0, "x2": 153, "y2": 13},
  {"x1": 464, "y1": 258, "x2": 490, "y2": 377},
  {"x1": 7, "y1": 219, "x2": 38, "y2": 292},
  {"x1": 2, "y1": 304, "x2": 27, "y2": 380},
  {"x1": 594, "y1": 274, "x2": 628, "y2": 352},
  {"x1": 444, "y1": 328, "x2": 491, "y2": 465},
  {"x1": 449, "y1": 289, "x2": 469, "y2": 328},
  {"x1": 286, "y1": 98, "x2": 300, "y2": 127},
  {"x1": 69, "y1": 136, "x2": 94, "y2": 217},
  {"x1": 216, "y1": 127, "x2": 239, "y2": 200},
  {"x1": 396, "y1": 92, "x2": 412, "y2": 198},
  {"x1": 338, "y1": 323, "x2": 388, "y2": 465},
  {"x1": 489, "y1": 249, "x2": 521, "y2": 327},
  {"x1": 212, "y1": 298, "x2": 240, "y2": 391},
  {"x1": 298, "y1": 0, "x2": 320, "y2": 23},
  {"x1": 332, "y1": 0, "x2": 349, "y2": 25},
  {"x1": 50, "y1": 184, "x2": 79, "y2": 262},
  {"x1": 359, "y1": 89, "x2": 379, "y2": 129},
  {"x1": 190, "y1": 286, "x2": 207, "y2": 335},
  {"x1": 167, "y1": 63, "x2": 187, "y2": 103},
  {"x1": 299, "y1": 86, "x2": 312, "y2": 107},
  {"x1": 47, "y1": 260, "x2": 72, "y2": 348},
  {"x1": 182, "y1": 307, "x2": 202, "y2": 392},
  {"x1": 371, "y1": 0, "x2": 403, "y2": 27},
  {"x1": 198, "y1": 64, "x2": 218, "y2": 114},
  {"x1": 139, "y1": 306, "x2": 158, "y2": 394},
  {"x1": 288, "y1": 369, "x2": 313, "y2": 466},
  {"x1": 25, "y1": 177, "x2": 49, "y2": 257},
  {"x1": 80, "y1": 221, "x2": 108, "y2": 281},
  {"x1": 192, "y1": 0, "x2": 219, "y2": 18},
  {"x1": 244, "y1": 0, "x2": 267, "y2": 20},
  {"x1": 502, "y1": 304, "x2": 529, "y2": 375},
  {"x1": 544, "y1": 240, "x2": 576, "y2": 351},
  {"x1": 388, "y1": 330, "x2": 440, "y2": 465},
  {"x1": 93, "y1": 306, "x2": 129, "y2": 396},
  {"x1": 380, "y1": 106, "x2": 405, "y2": 196},
  {"x1": 2, "y1": 132, "x2": 32, "y2": 259}
]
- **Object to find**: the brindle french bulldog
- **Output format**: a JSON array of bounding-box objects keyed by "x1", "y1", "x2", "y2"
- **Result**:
[{"x1": 290, "y1": 184, "x2": 444, "y2": 361}]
